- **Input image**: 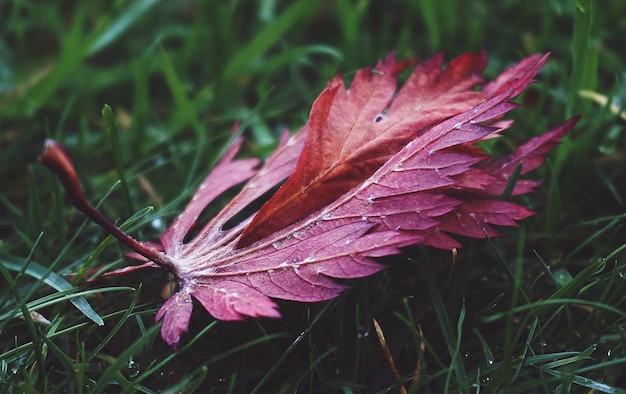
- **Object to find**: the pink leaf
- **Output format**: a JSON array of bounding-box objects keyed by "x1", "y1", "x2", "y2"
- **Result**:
[
  {"x1": 155, "y1": 291, "x2": 193, "y2": 350},
  {"x1": 160, "y1": 137, "x2": 261, "y2": 251},
  {"x1": 40, "y1": 51, "x2": 579, "y2": 348},
  {"x1": 190, "y1": 281, "x2": 280, "y2": 321}
]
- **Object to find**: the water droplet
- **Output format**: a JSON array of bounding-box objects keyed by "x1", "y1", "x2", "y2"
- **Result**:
[
  {"x1": 128, "y1": 359, "x2": 140, "y2": 378},
  {"x1": 357, "y1": 325, "x2": 370, "y2": 339},
  {"x1": 487, "y1": 358, "x2": 494, "y2": 365},
  {"x1": 12, "y1": 356, "x2": 27, "y2": 374},
  {"x1": 454, "y1": 122, "x2": 463, "y2": 129},
  {"x1": 151, "y1": 218, "x2": 163, "y2": 230}
]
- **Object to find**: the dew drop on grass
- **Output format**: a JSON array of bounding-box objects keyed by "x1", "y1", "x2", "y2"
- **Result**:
[
  {"x1": 151, "y1": 218, "x2": 164, "y2": 230},
  {"x1": 128, "y1": 358, "x2": 140, "y2": 378},
  {"x1": 357, "y1": 325, "x2": 370, "y2": 339},
  {"x1": 153, "y1": 156, "x2": 165, "y2": 166}
]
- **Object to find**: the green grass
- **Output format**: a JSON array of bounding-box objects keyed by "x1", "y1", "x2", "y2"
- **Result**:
[{"x1": 1, "y1": 0, "x2": 625, "y2": 392}]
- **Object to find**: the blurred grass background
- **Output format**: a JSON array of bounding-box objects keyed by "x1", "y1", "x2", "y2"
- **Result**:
[{"x1": 1, "y1": 0, "x2": 625, "y2": 392}]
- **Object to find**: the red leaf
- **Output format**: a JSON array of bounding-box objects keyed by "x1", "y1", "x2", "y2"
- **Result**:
[
  {"x1": 40, "y1": 51, "x2": 578, "y2": 348},
  {"x1": 155, "y1": 291, "x2": 193, "y2": 350},
  {"x1": 238, "y1": 51, "x2": 489, "y2": 246}
]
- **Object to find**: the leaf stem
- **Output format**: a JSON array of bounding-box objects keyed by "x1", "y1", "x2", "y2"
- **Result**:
[{"x1": 38, "y1": 139, "x2": 176, "y2": 274}]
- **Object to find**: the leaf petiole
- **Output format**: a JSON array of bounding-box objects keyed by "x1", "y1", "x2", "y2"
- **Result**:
[{"x1": 38, "y1": 139, "x2": 175, "y2": 274}]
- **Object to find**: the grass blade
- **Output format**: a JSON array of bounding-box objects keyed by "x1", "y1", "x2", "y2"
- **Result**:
[
  {"x1": 223, "y1": 0, "x2": 323, "y2": 81},
  {"x1": 411, "y1": 261, "x2": 468, "y2": 393},
  {"x1": 102, "y1": 104, "x2": 134, "y2": 215},
  {"x1": 568, "y1": 0, "x2": 593, "y2": 117},
  {"x1": 87, "y1": 0, "x2": 159, "y2": 56},
  {"x1": 1, "y1": 257, "x2": 104, "y2": 326}
]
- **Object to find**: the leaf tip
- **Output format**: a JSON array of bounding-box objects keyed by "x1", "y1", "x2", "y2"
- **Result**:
[{"x1": 38, "y1": 139, "x2": 85, "y2": 206}]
